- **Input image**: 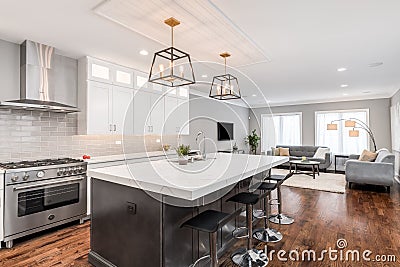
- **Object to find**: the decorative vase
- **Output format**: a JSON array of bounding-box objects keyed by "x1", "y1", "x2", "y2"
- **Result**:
[{"x1": 178, "y1": 156, "x2": 188, "y2": 165}]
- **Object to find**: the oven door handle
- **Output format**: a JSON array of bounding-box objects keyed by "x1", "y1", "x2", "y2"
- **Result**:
[{"x1": 12, "y1": 177, "x2": 85, "y2": 191}]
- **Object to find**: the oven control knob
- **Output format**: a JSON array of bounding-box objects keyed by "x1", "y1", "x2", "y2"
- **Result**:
[
  {"x1": 72, "y1": 167, "x2": 78, "y2": 174},
  {"x1": 37, "y1": 171, "x2": 45, "y2": 178},
  {"x1": 63, "y1": 169, "x2": 68, "y2": 175},
  {"x1": 23, "y1": 173, "x2": 30, "y2": 181},
  {"x1": 11, "y1": 175, "x2": 19, "y2": 182},
  {"x1": 68, "y1": 168, "x2": 73, "y2": 175},
  {"x1": 57, "y1": 169, "x2": 63, "y2": 176}
]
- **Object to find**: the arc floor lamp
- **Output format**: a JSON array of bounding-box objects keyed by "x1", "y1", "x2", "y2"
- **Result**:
[{"x1": 327, "y1": 118, "x2": 377, "y2": 152}]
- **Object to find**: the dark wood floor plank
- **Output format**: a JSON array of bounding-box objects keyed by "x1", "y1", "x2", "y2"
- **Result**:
[{"x1": 0, "y1": 182, "x2": 399, "y2": 266}]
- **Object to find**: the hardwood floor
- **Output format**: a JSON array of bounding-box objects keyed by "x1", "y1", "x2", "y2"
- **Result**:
[{"x1": 1, "y1": 182, "x2": 399, "y2": 266}]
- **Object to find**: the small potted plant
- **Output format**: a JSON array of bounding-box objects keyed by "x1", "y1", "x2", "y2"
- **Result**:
[
  {"x1": 176, "y1": 144, "x2": 190, "y2": 165},
  {"x1": 245, "y1": 129, "x2": 260, "y2": 155}
]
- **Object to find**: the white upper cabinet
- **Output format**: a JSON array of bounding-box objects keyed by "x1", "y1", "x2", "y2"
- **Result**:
[
  {"x1": 163, "y1": 88, "x2": 189, "y2": 135},
  {"x1": 78, "y1": 57, "x2": 189, "y2": 136},
  {"x1": 133, "y1": 90, "x2": 164, "y2": 135},
  {"x1": 112, "y1": 86, "x2": 134, "y2": 135},
  {"x1": 86, "y1": 81, "x2": 112, "y2": 134},
  {"x1": 83, "y1": 81, "x2": 133, "y2": 135},
  {"x1": 87, "y1": 57, "x2": 134, "y2": 88},
  {"x1": 114, "y1": 67, "x2": 134, "y2": 88}
]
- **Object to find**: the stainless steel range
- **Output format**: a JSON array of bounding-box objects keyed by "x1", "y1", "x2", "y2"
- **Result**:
[{"x1": 0, "y1": 158, "x2": 87, "y2": 248}]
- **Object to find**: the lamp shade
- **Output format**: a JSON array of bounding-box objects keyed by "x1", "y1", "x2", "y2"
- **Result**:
[
  {"x1": 349, "y1": 129, "x2": 359, "y2": 137},
  {"x1": 148, "y1": 17, "x2": 195, "y2": 87},
  {"x1": 149, "y1": 47, "x2": 195, "y2": 87},
  {"x1": 345, "y1": 120, "x2": 356, "y2": 127},
  {"x1": 209, "y1": 74, "x2": 241, "y2": 100},
  {"x1": 327, "y1": 123, "x2": 338, "y2": 130}
]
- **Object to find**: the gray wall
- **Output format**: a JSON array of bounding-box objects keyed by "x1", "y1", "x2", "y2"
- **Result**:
[
  {"x1": 182, "y1": 95, "x2": 250, "y2": 153},
  {"x1": 391, "y1": 89, "x2": 400, "y2": 106},
  {"x1": 0, "y1": 39, "x2": 20, "y2": 100},
  {"x1": 390, "y1": 89, "x2": 400, "y2": 179},
  {"x1": 250, "y1": 98, "x2": 392, "y2": 152}
]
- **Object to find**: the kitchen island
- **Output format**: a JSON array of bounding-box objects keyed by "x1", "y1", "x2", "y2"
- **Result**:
[{"x1": 88, "y1": 153, "x2": 288, "y2": 267}]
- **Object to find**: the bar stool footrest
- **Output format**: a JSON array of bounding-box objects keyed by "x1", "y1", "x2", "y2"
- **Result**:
[
  {"x1": 189, "y1": 255, "x2": 210, "y2": 267},
  {"x1": 253, "y1": 209, "x2": 267, "y2": 219},
  {"x1": 232, "y1": 227, "x2": 249, "y2": 239},
  {"x1": 231, "y1": 247, "x2": 268, "y2": 267}
]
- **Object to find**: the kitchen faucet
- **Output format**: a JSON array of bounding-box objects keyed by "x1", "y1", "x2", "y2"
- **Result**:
[{"x1": 195, "y1": 131, "x2": 206, "y2": 160}]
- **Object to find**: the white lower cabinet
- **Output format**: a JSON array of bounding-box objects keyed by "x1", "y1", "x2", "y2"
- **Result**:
[{"x1": 85, "y1": 81, "x2": 133, "y2": 135}]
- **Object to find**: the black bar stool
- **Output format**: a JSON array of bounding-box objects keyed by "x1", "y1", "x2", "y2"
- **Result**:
[
  {"x1": 227, "y1": 192, "x2": 268, "y2": 267},
  {"x1": 181, "y1": 209, "x2": 242, "y2": 267},
  {"x1": 251, "y1": 181, "x2": 283, "y2": 243},
  {"x1": 267, "y1": 172, "x2": 295, "y2": 225}
]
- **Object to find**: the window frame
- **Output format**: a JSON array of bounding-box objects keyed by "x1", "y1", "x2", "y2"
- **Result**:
[
  {"x1": 261, "y1": 112, "x2": 303, "y2": 152},
  {"x1": 314, "y1": 108, "x2": 370, "y2": 153}
]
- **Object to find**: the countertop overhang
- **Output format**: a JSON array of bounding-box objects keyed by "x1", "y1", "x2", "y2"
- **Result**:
[{"x1": 88, "y1": 153, "x2": 288, "y2": 201}]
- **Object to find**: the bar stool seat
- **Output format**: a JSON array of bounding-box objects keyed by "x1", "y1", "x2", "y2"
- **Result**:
[
  {"x1": 182, "y1": 209, "x2": 242, "y2": 267},
  {"x1": 226, "y1": 192, "x2": 260, "y2": 205},
  {"x1": 182, "y1": 210, "x2": 232, "y2": 233}
]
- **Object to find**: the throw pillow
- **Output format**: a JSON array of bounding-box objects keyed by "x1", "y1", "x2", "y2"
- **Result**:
[
  {"x1": 279, "y1": 147, "x2": 290, "y2": 156},
  {"x1": 358, "y1": 149, "x2": 377, "y2": 162},
  {"x1": 314, "y1": 147, "x2": 330, "y2": 159},
  {"x1": 273, "y1": 147, "x2": 281, "y2": 156}
]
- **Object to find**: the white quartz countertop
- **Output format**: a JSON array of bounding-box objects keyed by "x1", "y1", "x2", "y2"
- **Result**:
[
  {"x1": 88, "y1": 153, "x2": 288, "y2": 201},
  {"x1": 85, "y1": 150, "x2": 176, "y2": 165}
]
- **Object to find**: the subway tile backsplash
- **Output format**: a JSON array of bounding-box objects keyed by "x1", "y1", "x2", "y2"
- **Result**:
[{"x1": 0, "y1": 109, "x2": 178, "y2": 162}]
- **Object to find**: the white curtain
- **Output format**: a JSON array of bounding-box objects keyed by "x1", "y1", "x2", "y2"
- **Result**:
[
  {"x1": 315, "y1": 110, "x2": 368, "y2": 154},
  {"x1": 261, "y1": 113, "x2": 302, "y2": 152}
]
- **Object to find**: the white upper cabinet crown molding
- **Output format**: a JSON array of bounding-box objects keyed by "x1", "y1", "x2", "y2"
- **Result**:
[{"x1": 86, "y1": 57, "x2": 134, "y2": 88}]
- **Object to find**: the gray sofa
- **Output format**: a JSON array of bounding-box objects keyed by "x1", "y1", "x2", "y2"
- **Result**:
[
  {"x1": 268, "y1": 145, "x2": 332, "y2": 171},
  {"x1": 345, "y1": 148, "x2": 395, "y2": 191}
]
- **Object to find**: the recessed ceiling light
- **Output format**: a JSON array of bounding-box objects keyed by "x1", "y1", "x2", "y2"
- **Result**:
[
  {"x1": 139, "y1": 50, "x2": 148, "y2": 56},
  {"x1": 252, "y1": 94, "x2": 257, "y2": 97},
  {"x1": 337, "y1": 67, "x2": 347, "y2": 72},
  {"x1": 368, "y1": 62, "x2": 383, "y2": 67},
  {"x1": 343, "y1": 93, "x2": 349, "y2": 96},
  {"x1": 340, "y1": 84, "x2": 349, "y2": 88},
  {"x1": 201, "y1": 74, "x2": 208, "y2": 78}
]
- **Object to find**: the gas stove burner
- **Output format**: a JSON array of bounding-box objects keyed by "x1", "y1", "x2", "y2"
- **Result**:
[{"x1": 0, "y1": 158, "x2": 83, "y2": 169}]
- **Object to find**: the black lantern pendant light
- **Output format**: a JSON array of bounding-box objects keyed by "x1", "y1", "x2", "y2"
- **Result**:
[
  {"x1": 209, "y1": 52, "x2": 241, "y2": 100},
  {"x1": 148, "y1": 17, "x2": 195, "y2": 87}
]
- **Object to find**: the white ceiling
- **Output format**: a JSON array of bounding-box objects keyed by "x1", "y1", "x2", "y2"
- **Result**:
[{"x1": 0, "y1": 0, "x2": 399, "y2": 107}]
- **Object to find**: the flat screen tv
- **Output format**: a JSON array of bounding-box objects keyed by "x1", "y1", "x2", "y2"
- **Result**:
[{"x1": 217, "y1": 122, "x2": 234, "y2": 141}]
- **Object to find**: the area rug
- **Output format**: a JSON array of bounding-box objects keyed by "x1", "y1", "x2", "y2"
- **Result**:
[{"x1": 271, "y1": 168, "x2": 346, "y2": 193}]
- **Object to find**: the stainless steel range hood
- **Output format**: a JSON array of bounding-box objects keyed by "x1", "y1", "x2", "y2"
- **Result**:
[{"x1": 0, "y1": 40, "x2": 79, "y2": 113}]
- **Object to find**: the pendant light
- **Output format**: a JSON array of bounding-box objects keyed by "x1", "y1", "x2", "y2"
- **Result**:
[
  {"x1": 209, "y1": 52, "x2": 241, "y2": 100},
  {"x1": 148, "y1": 17, "x2": 195, "y2": 87}
]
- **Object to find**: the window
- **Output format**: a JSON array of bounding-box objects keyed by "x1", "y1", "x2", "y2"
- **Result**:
[
  {"x1": 261, "y1": 113, "x2": 302, "y2": 152},
  {"x1": 315, "y1": 109, "x2": 369, "y2": 154}
]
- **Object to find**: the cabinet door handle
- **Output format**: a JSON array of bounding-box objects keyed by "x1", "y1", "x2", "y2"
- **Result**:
[
  {"x1": 109, "y1": 124, "x2": 113, "y2": 132},
  {"x1": 114, "y1": 124, "x2": 117, "y2": 131}
]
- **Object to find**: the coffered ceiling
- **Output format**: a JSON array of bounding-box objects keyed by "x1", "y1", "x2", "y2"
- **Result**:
[{"x1": 0, "y1": 0, "x2": 399, "y2": 107}]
